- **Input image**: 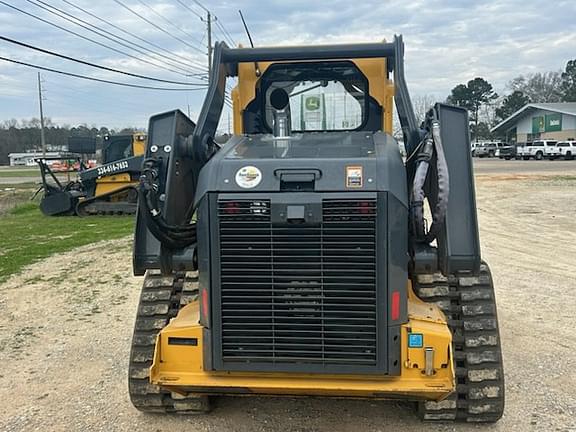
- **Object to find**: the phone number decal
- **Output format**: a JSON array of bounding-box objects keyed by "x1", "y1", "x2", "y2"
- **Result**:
[{"x1": 97, "y1": 160, "x2": 129, "y2": 176}]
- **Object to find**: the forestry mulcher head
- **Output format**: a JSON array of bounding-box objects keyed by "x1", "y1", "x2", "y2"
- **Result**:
[{"x1": 130, "y1": 35, "x2": 504, "y2": 422}]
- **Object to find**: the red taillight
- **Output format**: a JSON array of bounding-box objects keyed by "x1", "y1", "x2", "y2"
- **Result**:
[
  {"x1": 224, "y1": 201, "x2": 239, "y2": 214},
  {"x1": 359, "y1": 201, "x2": 373, "y2": 214},
  {"x1": 391, "y1": 291, "x2": 400, "y2": 321},
  {"x1": 201, "y1": 289, "x2": 209, "y2": 324}
]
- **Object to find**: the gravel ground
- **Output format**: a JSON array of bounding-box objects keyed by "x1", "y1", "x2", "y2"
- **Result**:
[
  {"x1": 472, "y1": 158, "x2": 576, "y2": 175},
  {"x1": 0, "y1": 175, "x2": 575, "y2": 432}
]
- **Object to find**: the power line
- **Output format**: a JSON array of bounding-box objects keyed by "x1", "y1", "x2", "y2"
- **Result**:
[
  {"x1": 198, "y1": 1, "x2": 236, "y2": 46},
  {"x1": 45, "y1": 88, "x2": 161, "y2": 112},
  {"x1": 0, "y1": 0, "x2": 199, "y2": 77},
  {"x1": 28, "y1": 0, "x2": 207, "y2": 74},
  {"x1": 191, "y1": 0, "x2": 209, "y2": 13},
  {"x1": 42, "y1": 76, "x2": 178, "y2": 115},
  {"x1": 0, "y1": 56, "x2": 208, "y2": 91},
  {"x1": 215, "y1": 19, "x2": 236, "y2": 46},
  {"x1": 0, "y1": 36, "x2": 207, "y2": 86},
  {"x1": 213, "y1": 25, "x2": 233, "y2": 46},
  {"x1": 171, "y1": 0, "x2": 202, "y2": 19},
  {"x1": 59, "y1": 0, "x2": 207, "y2": 74},
  {"x1": 42, "y1": 86, "x2": 168, "y2": 116},
  {"x1": 133, "y1": 0, "x2": 205, "y2": 47},
  {"x1": 111, "y1": 0, "x2": 207, "y2": 55},
  {"x1": 25, "y1": 0, "x2": 206, "y2": 75},
  {"x1": 171, "y1": 0, "x2": 236, "y2": 46}
]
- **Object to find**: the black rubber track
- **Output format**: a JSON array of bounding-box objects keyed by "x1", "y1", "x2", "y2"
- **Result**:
[
  {"x1": 413, "y1": 261, "x2": 505, "y2": 422},
  {"x1": 76, "y1": 186, "x2": 138, "y2": 216},
  {"x1": 128, "y1": 270, "x2": 211, "y2": 414}
]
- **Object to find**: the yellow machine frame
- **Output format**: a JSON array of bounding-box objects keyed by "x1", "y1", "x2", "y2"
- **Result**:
[{"x1": 151, "y1": 282, "x2": 454, "y2": 400}]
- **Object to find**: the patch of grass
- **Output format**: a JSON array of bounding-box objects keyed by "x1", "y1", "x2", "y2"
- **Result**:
[
  {"x1": 0, "y1": 170, "x2": 42, "y2": 178},
  {"x1": 551, "y1": 175, "x2": 576, "y2": 181},
  {"x1": 0, "y1": 203, "x2": 134, "y2": 283},
  {"x1": 0, "y1": 189, "x2": 38, "y2": 216},
  {"x1": 0, "y1": 182, "x2": 38, "y2": 190},
  {"x1": 10, "y1": 202, "x2": 37, "y2": 215}
]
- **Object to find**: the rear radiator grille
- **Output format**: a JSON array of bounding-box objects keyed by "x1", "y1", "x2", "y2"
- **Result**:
[{"x1": 218, "y1": 198, "x2": 377, "y2": 366}]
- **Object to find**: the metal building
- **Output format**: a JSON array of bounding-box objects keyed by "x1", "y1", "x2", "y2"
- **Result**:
[
  {"x1": 7, "y1": 152, "x2": 61, "y2": 166},
  {"x1": 491, "y1": 103, "x2": 576, "y2": 143}
]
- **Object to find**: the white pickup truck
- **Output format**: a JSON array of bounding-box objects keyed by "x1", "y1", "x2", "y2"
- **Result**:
[
  {"x1": 473, "y1": 142, "x2": 504, "y2": 158},
  {"x1": 555, "y1": 141, "x2": 576, "y2": 160},
  {"x1": 517, "y1": 140, "x2": 557, "y2": 160}
]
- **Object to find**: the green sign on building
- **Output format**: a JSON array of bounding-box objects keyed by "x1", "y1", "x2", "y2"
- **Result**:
[
  {"x1": 532, "y1": 113, "x2": 563, "y2": 133},
  {"x1": 545, "y1": 113, "x2": 562, "y2": 132}
]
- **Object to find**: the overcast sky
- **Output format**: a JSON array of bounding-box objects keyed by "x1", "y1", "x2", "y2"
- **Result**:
[{"x1": 0, "y1": 0, "x2": 575, "y2": 130}]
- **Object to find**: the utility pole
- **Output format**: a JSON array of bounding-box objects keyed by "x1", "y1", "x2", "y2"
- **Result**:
[
  {"x1": 37, "y1": 72, "x2": 47, "y2": 156},
  {"x1": 202, "y1": 11, "x2": 215, "y2": 80}
]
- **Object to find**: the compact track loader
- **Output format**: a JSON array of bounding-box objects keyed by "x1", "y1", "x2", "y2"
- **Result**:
[
  {"x1": 130, "y1": 35, "x2": 504, "y2": 422},
  {"x1": 37, "y1": 133, "x2": 146, "y2": 216}
]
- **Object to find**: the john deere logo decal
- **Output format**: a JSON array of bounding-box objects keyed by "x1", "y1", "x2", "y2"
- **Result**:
[
  {"x1": 305, "y1": 96, "x2": 320, "y2": 111},
  {"x1": 235, "y1": 166, "x2": 262, "y2": 189}
]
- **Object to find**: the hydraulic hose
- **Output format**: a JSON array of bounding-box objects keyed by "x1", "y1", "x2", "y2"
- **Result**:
[
  {"x1": 425, "y1": 120, "x2": 450, "y2": 243},
  {"x1": 409, "y1": 113, "x2": 450, "y2": 244},
  {"x1": 138, "y1": 158, "x2": 197, "y2": 249},
  {"x1": 410, "y1": 136, "x2": 433, "y2": 240}
]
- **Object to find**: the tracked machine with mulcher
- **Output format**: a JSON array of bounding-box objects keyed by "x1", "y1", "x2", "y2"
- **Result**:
[
  {"x1": 37, "y1": 133, "x2": 146, "y2": 216},
  {"x1": 129, "y1": 35, "x2": 504, "y2": 422}
]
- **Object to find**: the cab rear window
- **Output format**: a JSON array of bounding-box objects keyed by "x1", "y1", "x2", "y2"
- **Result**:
[{"x1": 261, "y1": 62, "x2": 368, "y2": 133}]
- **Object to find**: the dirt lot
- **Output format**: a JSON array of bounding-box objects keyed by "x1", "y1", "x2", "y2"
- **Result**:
[
  {"x1": 473, "y1": 158, "x2": 576, "y2": 176},
  {"x1": 0, "y1": 173, "x2": 575, "y2": 432}
]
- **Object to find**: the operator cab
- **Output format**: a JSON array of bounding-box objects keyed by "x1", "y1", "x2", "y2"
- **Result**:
[
  {"x1": 103, "y1": 135, "x2": 133, "y2": 164},
  {"x1": 242, "y1": 61, "x2": 382, "y2": 135},
  {"x1": 102, "y1": 133, "x2": 146, "y2": 164},
  {"x1": 225, "y1": 60, "x2": 391, "y2": 162}
]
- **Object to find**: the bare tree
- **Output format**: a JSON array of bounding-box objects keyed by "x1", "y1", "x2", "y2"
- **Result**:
[
  {"x1": 479, "y1": 97, "x2": 500, "y2": 127},
  {"x1": 412, "y1": 94, "x2": 437, "y2": 125},
  {"x1": 561, "y1": 59, "x2": 576, "y2": 102},
  {"x1": 2, "y1": 119, "x2": 19, "y2": 129},
  {"x1": 508, "y1": 71, "x2": 563, "y2": 103}
]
